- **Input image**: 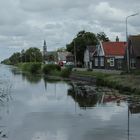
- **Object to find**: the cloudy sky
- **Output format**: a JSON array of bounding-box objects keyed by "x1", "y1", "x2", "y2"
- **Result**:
[{"x1": 0, "y1": 0, "x2": 140, "y2": 60}]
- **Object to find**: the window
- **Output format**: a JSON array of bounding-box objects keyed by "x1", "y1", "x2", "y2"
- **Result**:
[
  {"x1": 95, "y1": 58, "x2": 98, "y2": 66},
  {"x1": 100, "y1": 57, "x2": 104, "y2": 66},
  {"x1": 110, "y1": 58, "x2": 114, "y2": 67},
  {"x1": 130, "y1": 58, "x2": 136, "y2": 69}
]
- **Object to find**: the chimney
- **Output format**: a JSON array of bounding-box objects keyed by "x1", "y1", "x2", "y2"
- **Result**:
[{"x1": 116, "y1": 36, "x2": 119, "y2": 42}]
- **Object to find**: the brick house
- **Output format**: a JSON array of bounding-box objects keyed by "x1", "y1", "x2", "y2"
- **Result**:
[
  {"x1": 128, "y1": 35, "x2": 140, "y2": 69},
  {"x1": 93, "y1": 41, "x2": 126, "y2": 70}
]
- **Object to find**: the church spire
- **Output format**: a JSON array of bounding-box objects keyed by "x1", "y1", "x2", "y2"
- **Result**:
[
  {"x1": 43, "y1": 40, "x2": 47, "y2": 59},
  {"x1": 44, "y1": 40, "x2": 46, "y2": 47}
]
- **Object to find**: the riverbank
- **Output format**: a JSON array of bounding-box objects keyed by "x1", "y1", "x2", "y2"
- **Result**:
[
  {"x1": 71, "y1": 70, "x2": 140, "y2": 95},
  {"x1": 10, "y1": 63, "x2": 140, "y2": 95},
  {"x1": 16, "y1": 62, "x2": 71, "y2": 78}
]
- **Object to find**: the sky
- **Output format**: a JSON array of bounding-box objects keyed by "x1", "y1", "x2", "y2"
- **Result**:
[{"x1": 0, "y1": 0, "x2": 140, "y2": 60}]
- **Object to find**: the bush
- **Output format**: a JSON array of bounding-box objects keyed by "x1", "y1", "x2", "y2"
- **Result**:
[
  {"x1": 60, "y1": 68, "x2": 71, "y2": 78},
  {"x1": 29, "y1": 63, "x2": 42, "y2": 73},
  {"x1": 19, "y1": 62, "x2": 42, "y2": 74},
  {"x1": 42, "y1": 64, "x2": 61, "y2": 74}
]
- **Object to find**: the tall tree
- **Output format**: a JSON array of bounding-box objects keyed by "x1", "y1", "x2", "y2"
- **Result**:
[
  {"x1": 66, "y1": 30, "x2": 98, "y2": 65},
  {"x1": 97, "y1": 32, "x2": 109, "y2": 42},
  {"x1": 25, "y1": 47, "x2": 43, "y2": 62}
]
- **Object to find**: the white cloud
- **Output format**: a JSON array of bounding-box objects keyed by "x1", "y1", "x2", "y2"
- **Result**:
[{"x1": 0, "y1": 0, "x2": 139, "y2": 60}]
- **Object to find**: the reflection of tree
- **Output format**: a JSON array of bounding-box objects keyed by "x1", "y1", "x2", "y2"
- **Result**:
[
  {"x1": 43, "y1": 77, "x2": 62, "y2": 84},
  {"x1": 10, "y1": 67, "x2": 21, "y2": 76},
  {"x1": 68, "y1": 84, "x2": 98, "y2": 109},
  {"x1": 21, "y1": 73, "x2": 42, "y2": 84}
]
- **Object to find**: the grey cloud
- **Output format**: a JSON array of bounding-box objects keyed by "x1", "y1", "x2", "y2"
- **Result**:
[{"x1": 0, "y1": 0, "x2": 140, "y2": 60}]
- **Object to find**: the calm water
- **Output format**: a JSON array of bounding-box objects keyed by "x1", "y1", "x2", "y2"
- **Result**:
[{"x1": 0, "y1": 64, "x2": 140, "y2": 140}]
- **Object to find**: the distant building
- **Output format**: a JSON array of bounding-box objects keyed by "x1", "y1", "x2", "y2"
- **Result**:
[
  {"x1": 42, "y1": 40, "x2": 57, "y2": 64},
  {"x1": 42, "y1": 40, "x2": 74, "y2": 65},
  {"x1": 57, "y1": 51, "x2": 73, "y2": 66}
]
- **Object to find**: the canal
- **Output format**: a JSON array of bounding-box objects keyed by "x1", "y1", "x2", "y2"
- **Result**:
[{"x1": 0, "y1": 64, "x2": 140, "y2": 140}]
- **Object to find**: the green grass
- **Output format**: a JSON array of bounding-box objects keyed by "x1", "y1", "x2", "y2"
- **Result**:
[{"x1": 72, "y1": 70, "x2": 140, "y2": 95}]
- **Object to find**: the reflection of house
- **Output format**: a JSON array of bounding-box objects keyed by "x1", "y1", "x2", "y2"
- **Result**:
[
  {"x1": 129, "y1": 103, "x2": 140, "y2": 114},
  {"x1": 93, "y1": 38, "x2": 126, "y2": 70},
  {"x1": 128, "y1": 35, "x2": 140, "y2": 69},
  {"x1": 84, "y1": 46, "x2": 96, "y2": 69}
]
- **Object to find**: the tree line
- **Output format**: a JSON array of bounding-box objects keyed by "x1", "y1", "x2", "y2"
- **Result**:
[{"x1": 1, "y1": 47, "x2": 43, "y2": 65}]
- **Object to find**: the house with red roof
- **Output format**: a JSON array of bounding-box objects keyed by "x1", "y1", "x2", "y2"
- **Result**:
[{"x1": 92, "y1": 38, "x2": 126, "y2": 70}]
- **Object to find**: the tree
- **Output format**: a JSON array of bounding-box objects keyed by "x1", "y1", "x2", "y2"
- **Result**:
[
  {"x1": 1, "y1": 47, "x2": 43, "y2": 65},
  {"x1": 9, "y1": 52, "x2": 21, "y2": 65},
  {"x1": 57, "y1": 47, "x2": 66, "y2": 52},
  {"x1": 25, "y1": 47, "x2": 43, "y2": 62},
  {"x1": 66, "y1": 30, "x2": 98, "y2": 65},
  {"x1": 97, "y1": 32, "x2": 109, "y2": 42}
]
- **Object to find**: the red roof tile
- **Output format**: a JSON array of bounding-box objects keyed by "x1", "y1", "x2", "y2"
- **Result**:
[{"x1": 102, "y1": 42, "x2": 126, "y2": 56}]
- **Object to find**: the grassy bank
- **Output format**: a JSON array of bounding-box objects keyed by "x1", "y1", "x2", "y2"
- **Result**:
[
  {"x1": 72, "y1": 70, "x2": 140, "y2": 95},
  {"x1": 17, "y1": 63, "x2": 71, "y2": 78}
]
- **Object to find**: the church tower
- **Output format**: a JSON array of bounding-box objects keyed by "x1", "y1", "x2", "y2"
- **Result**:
[{"x1": 43, "y1": 40, "x2": 47, "y2": 60}]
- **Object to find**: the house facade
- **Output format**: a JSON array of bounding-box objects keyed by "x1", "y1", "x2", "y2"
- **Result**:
[
  {"x1": 128, "y1": 35, "x2": 140, "y2": 69},
  {"x1": 93, "y1": 41, "x2": 126, "y2": 70},
  {"x1": 84, "y1": 45, "x2": 96, "y2": 69}
]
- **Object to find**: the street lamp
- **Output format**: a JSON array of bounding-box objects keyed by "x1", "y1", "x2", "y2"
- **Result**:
[
  {"x1": 126, "y1": 13, "x2": 139, "y2": 72},
  {"x1": 74, "y1": 39, "x2": 77, "y2": 67}
]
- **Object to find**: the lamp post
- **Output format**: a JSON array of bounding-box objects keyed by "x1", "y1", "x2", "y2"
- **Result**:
[
  {"x1": 74, "y1": 39, "x2": 77, "y2": 67},
  {"x1": 126, "y1": 13, "x2": 139, "y2": 72}
]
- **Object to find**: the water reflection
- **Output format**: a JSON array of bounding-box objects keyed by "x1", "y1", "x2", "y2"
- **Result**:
[
  {"x1": 68, "y1": 87, "x2": 98, "y2": 109},
  {"x1": 68, "y1": 82, "x2": 129, "y2": 109},
  {"x1": 1, "y1": 64, "x2": 140, "y2": 140},
  {"x1": 22, "y1": 73, "x2": 42, "y2": 84}
]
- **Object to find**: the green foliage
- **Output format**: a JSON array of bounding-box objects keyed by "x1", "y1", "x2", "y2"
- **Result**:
[
  {"x1": 1, "y1": 59, "x2": 11, "y2": 65},
  {"x1": 42, "y1": 64, "x2": 61, "y2": 74},
  {"x1": 1, "y1": 47, "x2": 43, "y2": 65},
  {"x1": 66, "y1": 30, "x2": 98, "y2": 65},
  {"x1": 97, "y1": 32, "x2": 110, "y2": 42},
  {"x1": 60, "y1": 68, "x2": 72, "y2": 78},
  {"x1": 19, "y1": 62, "x2": 42, "y2": 74},
  {"x1": 29, "y1": 63, "x2": 42, "y2": 73},
  {"x1": 57, "y1": 47, "x2": 66, "y2": 52},
  {"x1": 8, "y1": 52, "x2": 21, "y2": 65},
  {"x1": 25, "y1": 47, "x2": 43, "y2": 62}
]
